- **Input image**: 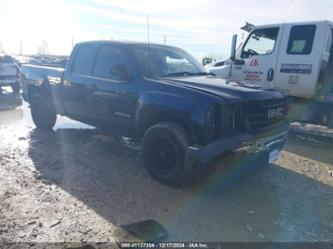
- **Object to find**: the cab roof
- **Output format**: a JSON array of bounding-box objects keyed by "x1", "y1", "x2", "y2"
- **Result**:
[
  {"x1": 75, "y1": 40, "x2": 180, "y2": 50},
  {"x1": 249, "y1": 20, "x2": 333, "y2": 31}
]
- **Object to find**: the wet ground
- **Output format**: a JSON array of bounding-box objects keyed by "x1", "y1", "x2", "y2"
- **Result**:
[{"x1": 0, "y1": 88, "x2": 333, "y2": 242}]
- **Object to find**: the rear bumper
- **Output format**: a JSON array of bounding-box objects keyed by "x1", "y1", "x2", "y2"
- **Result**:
[{"x1": 188, "y1": 121, "x2": 289, "y2": 164}]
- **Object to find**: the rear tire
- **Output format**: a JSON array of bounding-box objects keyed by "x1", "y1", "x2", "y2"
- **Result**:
[
  {"x1": 142, "y1": 122, "x2": 193, "y2": 186},
  {"x1": 30, "y1": 92, "x2": 56, "y2": 130}
]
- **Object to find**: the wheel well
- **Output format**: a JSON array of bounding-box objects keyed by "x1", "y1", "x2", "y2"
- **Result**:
[
  {"x1": 138, "y1": 113, "x2": 196, "y2": 143},
  {"x1": 27, "y1": 80, "x2": 50, "y2": 103}
]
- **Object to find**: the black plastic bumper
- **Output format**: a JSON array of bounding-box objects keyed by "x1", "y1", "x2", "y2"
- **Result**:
[{"x1": 188, "y1": 123, "x2": 289, "y2": 165}]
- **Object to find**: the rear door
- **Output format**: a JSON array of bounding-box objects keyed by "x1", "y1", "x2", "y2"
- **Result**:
[
  {"x1": 62, "y1": 43, "x2": 99, "y2": 123},
  {"x1": 231, "y1": 26, "x2": 282, "y2": 88},
  {"x1": 274, "y1": 23, "x2": 324, "y2": 98}
]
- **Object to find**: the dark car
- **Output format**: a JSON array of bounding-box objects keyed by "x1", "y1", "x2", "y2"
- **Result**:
[{"x1": 0, "y1": 55, "x2": 20, "y2": 93}]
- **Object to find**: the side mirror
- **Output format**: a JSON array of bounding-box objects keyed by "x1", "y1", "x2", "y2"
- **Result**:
[
  {"x1": 230, "y1": 34, "x2": 238, "y2": 60},
  {"x1": 202, "y1": 57, "x2": 213, "y2": 66},
  {"x1": 230, "y1": 34, "x2": 245, "y2": 66}
]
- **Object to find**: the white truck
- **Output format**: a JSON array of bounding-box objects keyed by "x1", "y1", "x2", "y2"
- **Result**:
[{"x1": 207, "y1": 20, "x2": 333, "y2": 128}]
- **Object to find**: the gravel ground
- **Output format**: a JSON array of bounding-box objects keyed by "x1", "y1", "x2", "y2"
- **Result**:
[{"x1": 0, "y1": 93, "x2": 333, "y2": 243}]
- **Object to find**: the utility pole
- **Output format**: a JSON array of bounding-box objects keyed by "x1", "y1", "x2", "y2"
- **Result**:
[
  {"x1": 20, "y1": 41, "x2": 23, "y2": 55},
  {"x1": 163, "y1": 35, "x2": 166, "y2": 45},
  {"x1": 41, "y1": 40, "x2": 48, "y2": 55}
]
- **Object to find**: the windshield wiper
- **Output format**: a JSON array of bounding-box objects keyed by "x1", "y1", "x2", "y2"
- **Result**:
[{"x1": 161, "y1": 72, "x2": 214, "y2": 77}]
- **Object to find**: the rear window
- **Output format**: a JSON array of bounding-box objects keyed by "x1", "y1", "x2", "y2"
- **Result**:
[
  {"x1": 72, "y1": 44, "x2": 98, "y2": 75},
  {"x1": 287, "y1": 25, "x2": 316, "y2": 55}
]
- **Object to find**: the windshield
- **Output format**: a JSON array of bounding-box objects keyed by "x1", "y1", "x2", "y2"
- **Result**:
[{"x1": 130, "y1": 45, "x2": 207, "y2": 78}]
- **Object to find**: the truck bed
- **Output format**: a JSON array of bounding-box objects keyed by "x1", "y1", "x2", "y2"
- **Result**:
[{"x1": 21, "y1": 64, "x2": 64, "y2": 101}]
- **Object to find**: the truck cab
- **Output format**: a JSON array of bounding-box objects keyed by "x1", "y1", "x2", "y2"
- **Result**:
[{"x1": 207, "y1": 20, "x2": 333, "y2": 127}]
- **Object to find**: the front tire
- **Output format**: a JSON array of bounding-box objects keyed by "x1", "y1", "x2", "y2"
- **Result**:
[
  {"x1": 30, "y1": 92, "x2": 57, "y2": 130},
  {"x1": 142, "y1": 122, "x2": 193, "y2": 186}
]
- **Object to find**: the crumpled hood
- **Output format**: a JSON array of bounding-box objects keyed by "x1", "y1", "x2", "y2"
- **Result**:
[{"x1": 161, "y1": 76, "x2": 284, "y2": 102}]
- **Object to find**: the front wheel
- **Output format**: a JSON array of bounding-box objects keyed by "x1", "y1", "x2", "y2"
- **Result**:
[
  {"x1": 30, "y1": 92, "x2": 57, "y2": 130},
  {"x1": 142, "y1": 122, "x2": 194, "y2": 186}
]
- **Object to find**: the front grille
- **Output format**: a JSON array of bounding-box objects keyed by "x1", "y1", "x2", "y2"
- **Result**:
[
  {"x1": 245, "y1": 98, "x2": 287, "y2": 133},
  {"x1": 215, "y1": 98, "x2": 287, "y2": 137},
  {"x1": 216, "y1": 104, "x2": 244, "y2": 136}
]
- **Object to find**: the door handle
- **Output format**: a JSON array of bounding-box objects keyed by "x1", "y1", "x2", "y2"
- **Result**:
[{"x1": 267, "y1": 68, "x2": 274, "y2": 82}]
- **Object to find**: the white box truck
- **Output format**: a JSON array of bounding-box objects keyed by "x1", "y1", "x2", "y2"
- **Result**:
[{"x1": 207, "y1": 20, "x2": 333, "y2": 128}]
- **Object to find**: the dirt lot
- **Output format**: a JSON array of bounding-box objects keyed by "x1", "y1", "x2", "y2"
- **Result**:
[{"x1": 0, "y1": 92, "x2": 333, "y2": 243}]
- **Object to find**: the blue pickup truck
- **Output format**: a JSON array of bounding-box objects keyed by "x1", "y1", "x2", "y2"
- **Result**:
[{"x1": 21, "y1": 40, "x2": 289, "y2": 186}]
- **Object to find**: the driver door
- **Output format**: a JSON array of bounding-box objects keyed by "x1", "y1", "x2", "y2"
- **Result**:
[{"x1": 231, "y1": 26, "x2": 282, "y2": 88}]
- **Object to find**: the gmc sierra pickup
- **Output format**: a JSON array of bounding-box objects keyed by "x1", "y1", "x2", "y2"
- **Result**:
[{"x1": 21, "y1": 41, "x2": 289, "y2": 186}]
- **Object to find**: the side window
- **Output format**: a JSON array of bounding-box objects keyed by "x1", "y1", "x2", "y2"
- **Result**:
[
  {"x1": 287, "y1": 25, "x2": 316, "y2": 55},
  {"x1": 242, "y1": 28, "x2": 279, "y2": 58},
  {"x1": 73, "y1": 44, "x2": 97, "y2": 75},
  {"x1": 93, "y1": 45, "x2": 129, "y2": 81}
]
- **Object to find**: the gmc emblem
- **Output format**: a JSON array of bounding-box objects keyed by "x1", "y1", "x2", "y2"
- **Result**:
[{"x1": 267, "y1": 107, "x2": 284, "y2": 119}]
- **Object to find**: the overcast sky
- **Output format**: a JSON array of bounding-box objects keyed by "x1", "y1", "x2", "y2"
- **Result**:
[{"x1": 0, "y1": 0, "x2": 332, "y2": 58}]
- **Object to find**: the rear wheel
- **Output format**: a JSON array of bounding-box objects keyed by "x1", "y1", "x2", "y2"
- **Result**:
[
  {"x1": 142, "y1": 122, "x2": 194, "y2": 186},
  {"x1": 30, "y1": 92, "x2": 56, "y2": 130}
]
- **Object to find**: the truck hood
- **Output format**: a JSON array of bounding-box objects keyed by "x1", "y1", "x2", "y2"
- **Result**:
[{"x1": 161, "y1": 76, "x2": 284, "y2": 102}]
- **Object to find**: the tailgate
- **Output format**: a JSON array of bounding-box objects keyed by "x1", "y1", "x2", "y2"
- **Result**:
[{"x1": 0, "y1": 63, "x2": 18, "y2": 76}]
